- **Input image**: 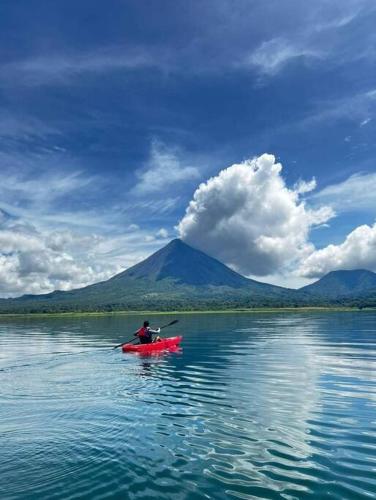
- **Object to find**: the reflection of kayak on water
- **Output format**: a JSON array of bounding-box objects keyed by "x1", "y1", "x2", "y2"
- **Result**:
[{"x1": 122, "y1": 336, "x2": 183, "y2": 353}]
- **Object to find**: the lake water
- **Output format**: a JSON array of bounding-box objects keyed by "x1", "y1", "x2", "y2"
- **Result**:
[{"x1": 1, "y1": 312, "x2": 376, "y2": 499}]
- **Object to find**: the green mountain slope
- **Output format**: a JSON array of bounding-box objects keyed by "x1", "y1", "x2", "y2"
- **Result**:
[
  {"x1": 300, "y1": 270, "x2": 376, "y2": 298},
  {"x1": 111, "y1": 239, "x2": 251, "y2": 287},
  {"x1": 5, "y1": 240, "x2": 374, "y2": 314},
  {"x1": 0, "y1": 239, "x2": 305, "y2": 313}
]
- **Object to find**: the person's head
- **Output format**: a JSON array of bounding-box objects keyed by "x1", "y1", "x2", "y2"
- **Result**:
[{"x1": 143, "y1": 320, "x2": 149, "y2": 327}]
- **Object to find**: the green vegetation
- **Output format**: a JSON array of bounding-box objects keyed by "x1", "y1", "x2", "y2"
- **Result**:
[
  {"x1": 0, "y1": 306, "x2": 372, "y2": 320},
  {"x1": 1, "y1": 240, "x2": 375, "y2": 315}
]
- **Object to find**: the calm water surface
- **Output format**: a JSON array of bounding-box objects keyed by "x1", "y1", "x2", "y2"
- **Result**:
[{"x1": 1, "y1": 312, "x2": 376, "y2": 499}]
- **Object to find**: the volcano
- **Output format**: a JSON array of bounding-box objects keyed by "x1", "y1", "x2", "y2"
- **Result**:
[{"x1": 0, "y1": 239, "x2": 300, "y2": 313}]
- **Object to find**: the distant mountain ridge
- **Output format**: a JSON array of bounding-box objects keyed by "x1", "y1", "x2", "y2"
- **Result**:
[
  {"x1": 0, "y1": 240, "x2": 375, "y2": 313},
  {"x1": 300, "y1": 269, "x2": 376, "y2": 298}
]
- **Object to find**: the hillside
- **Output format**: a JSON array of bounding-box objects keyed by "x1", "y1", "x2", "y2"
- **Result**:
[
  {"x1": 110, "y1": 239, "x2": 252, "y2": 287},
  {"x1": 0, "y1": 239, "x2": 304, "y2": 313},
  {"x1": 300, "y1": 269, "x2": 376, "y2": 299},
  {"x1": 2, "y1": 240, "x2": 374, "y2": 314}
]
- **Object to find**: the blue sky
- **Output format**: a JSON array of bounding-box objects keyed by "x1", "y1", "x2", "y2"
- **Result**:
[{"x1": 0, "y1": 0, "x2": 376, "y2": 296}]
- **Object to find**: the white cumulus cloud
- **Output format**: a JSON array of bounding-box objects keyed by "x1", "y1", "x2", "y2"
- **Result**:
[
  {"x1": 0, "y1": 207, "x2": 178, "y2": 297},
  {"x1": 299, "y1": 223, "x2": 376, "y2": 278},
  {"x1": 178, "y1": 153, "x2": 334, "y2": 276},
  {"x1": 0, "y1": 223, "x2": 120, "y2": 297}
]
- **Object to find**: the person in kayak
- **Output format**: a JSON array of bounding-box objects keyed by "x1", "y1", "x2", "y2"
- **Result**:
[{"x1": 135, "y1": 321, "x2": 161, "y2": 344}]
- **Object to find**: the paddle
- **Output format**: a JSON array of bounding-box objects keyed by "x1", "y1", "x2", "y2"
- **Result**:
[{"x1": 113, "y1": 319, "x2": 179, "y2": 349}]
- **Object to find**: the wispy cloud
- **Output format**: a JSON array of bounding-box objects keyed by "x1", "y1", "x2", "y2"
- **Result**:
[
  {"x1": 360, "y1": 117, "x2": 371, "y2": 127},
  {"x1": 246, "y1": 38, "x2": 322, "y2": 75},
  {"x1": 314, "y1": 14, "x2": 358, "y2": 31},
  {"x1": 0, "y1": 147, "x2": 115, "y2": 232},
  {"x1": 0, "y1": 46, "x2": 165, "y2": 87},
  {"x1": 132, "y1": 140, "x2": 200, "y2": 195},
  {"x1": 1, "y1": 169, "x2": 94, "y2": 206},
  {"x1": 270, "y1": 86, "x2": 376, "y2": 137},
  {"x1": 121, "y1": 197, "x2": 180, "y2": 217},
  {"x1": 0, "y1": 0, "x2": 374, "y2": 88},
  {"x1": 241, "y1": 1, "x2": 375, "y2": 77},
  {"x1": 310, "y1": 172, "x2": 376, "y2": 213},
  {"x1": 0, "y1": 141, "x2": 188, "y2": 233},
  {"x1": 0, "y1": 153, "x2": 97, "y2": 217},
  {"x1": 0, "y1": 111, "x2": 59, "y2": 140}
]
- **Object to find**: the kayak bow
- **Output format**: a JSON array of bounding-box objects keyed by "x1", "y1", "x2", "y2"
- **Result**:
[{"x1": 122, "y1": 336, "x2": 183, "y2": 353}]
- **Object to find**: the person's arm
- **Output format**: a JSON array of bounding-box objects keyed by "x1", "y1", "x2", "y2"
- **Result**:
[{"x1": 148, "y1": 327, "x2": 161, "y2": 335}]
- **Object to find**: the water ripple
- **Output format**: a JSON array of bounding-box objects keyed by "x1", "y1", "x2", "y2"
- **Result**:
[{"x1": 1, "y1": 312, "x2": 376, "y2": 499}]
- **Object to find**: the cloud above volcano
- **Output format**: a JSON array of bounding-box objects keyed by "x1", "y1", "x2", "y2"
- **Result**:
[{"x1": 178, "y1": 154, "x2": 334, "y2": 277}]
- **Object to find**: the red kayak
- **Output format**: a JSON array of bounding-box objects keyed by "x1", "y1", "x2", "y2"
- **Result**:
[{"x1": 122, "y1": 336, "x2": 183, "y2": 353}]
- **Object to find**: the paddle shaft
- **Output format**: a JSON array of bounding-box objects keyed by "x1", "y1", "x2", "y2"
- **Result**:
[{"x1": 113, "y1": 319, "x2": 179, "y2": 349}]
